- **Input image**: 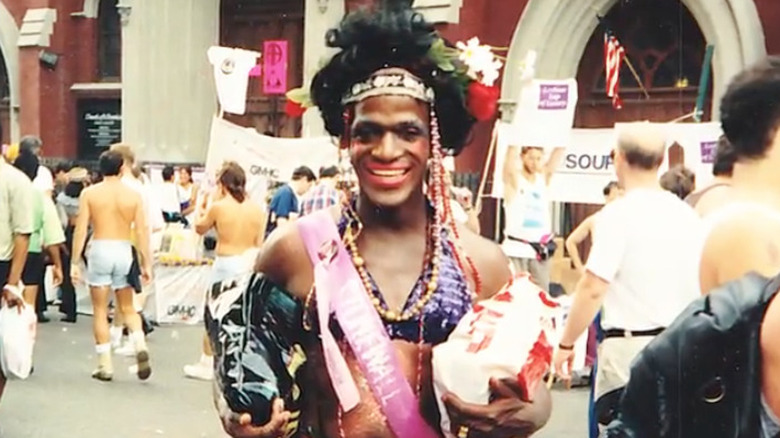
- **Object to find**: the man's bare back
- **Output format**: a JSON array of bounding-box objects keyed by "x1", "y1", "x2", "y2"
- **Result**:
[
  {"x1": 201, "y1": 197, "x2": 265, "y2": 256},
  {"x1": 84, "y1": 180, "x2": 143, "y2": 241}
]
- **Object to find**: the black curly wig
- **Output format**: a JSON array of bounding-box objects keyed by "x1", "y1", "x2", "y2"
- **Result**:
[{"x1": 310, "y1": 1, "x2": 476, "y2": 155}]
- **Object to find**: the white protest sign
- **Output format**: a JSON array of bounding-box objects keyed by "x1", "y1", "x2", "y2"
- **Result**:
[
  {"x1": 492, "y1": 122, "x2": 722, "y2": 205},
  {"x1": 205, "y1": 116, "x2": 339, "y2": 204},
  {"x1": 492, "y1": 125, "x2": 616, "y2": 205},
  {"x1": 549, "y1": 129, "x2": 617, "y2": 204},
  {"x1": 509, "y1": 79, "x2": 578, "y2": 148}
]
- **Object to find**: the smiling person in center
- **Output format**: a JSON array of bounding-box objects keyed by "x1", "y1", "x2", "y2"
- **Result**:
[{"x1": 212, "y1": 2, "x2": 552, "y2": 438}]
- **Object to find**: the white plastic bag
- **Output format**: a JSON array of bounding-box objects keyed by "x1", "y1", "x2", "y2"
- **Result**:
[
  {"x1": 432, "y1": 274, "x2": 557, "y2": 437},
  {"x1": 0, "y1": 287, "x2": 37, "y2": 380}
]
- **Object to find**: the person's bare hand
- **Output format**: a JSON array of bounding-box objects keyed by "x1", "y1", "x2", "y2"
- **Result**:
[
  {"x1": 217, "y1": 396, "x2": 290, "y2": 438},
  {"x1": 443, "y1": 378, "x2": 540, "y2": 438},
  {"x1": 70, "y1": 264, "x2": 83, "y2": 284},
  {"x1": 141, "y1": 263, "x2": 153, "y2": 285},
  {"x1": 553, "y1": 348, "x2": 575, "y2": 383},
  {"x1": 52, "y1": 266, "x2": 63, "y2": 287},
  {"x1": 2, "y1": 287, "x2": 26, "y2": 314}
]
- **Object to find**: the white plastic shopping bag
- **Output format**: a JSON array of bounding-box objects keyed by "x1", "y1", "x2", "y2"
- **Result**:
[
  {"x1": 432, "y1": 274, "x2": 557, "y2": 437},
  {"x1": 0, "y1": 285, "x2": 37, "y2": 380}
]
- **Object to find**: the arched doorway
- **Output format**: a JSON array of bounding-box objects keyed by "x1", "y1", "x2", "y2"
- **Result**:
[
  {"x1": 574, "y1": 0, "x2": 710, "y2": 128},
  {"x1": 0, "y1": 2, "x2": 19, "y2": 144},
  {"x1": 500, "y1": 0, "x2": 766, "y2": 121}
]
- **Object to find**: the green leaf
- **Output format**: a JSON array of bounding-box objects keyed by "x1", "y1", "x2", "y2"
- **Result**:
[
  {"x1": 428, "y1": 38, "x2": 455, "y2": 72},
  {"x1": 286, "y1": 87, "x2": 312, "y2": 107}
]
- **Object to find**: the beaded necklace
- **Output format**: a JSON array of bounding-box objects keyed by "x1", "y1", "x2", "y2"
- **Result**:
[{"x1": 343, "y1": 203, "x2": 442, "y2": 322}]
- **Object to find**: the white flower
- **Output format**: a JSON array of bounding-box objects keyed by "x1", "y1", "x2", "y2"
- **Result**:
[
  {"x1": 480, "y1": 58, "x2": 503, "y2": 87},
  {"x1": 456, "y1": 37, "x2": 503, "y2": 87}
]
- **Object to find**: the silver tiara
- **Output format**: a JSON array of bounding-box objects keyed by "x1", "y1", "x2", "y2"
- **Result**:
[{"x1": 342, "y1": 69, "x2": 435, "y2": 105}]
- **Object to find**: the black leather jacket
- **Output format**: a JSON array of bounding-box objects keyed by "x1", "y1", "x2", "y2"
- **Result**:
[{"x1": 606, "y1": 273, "x2": 780, "y2": 438}]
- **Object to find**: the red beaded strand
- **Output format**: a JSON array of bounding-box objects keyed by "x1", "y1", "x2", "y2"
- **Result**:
[{"x1": 428, "y1": 111, "x2": 483, "y2": 297}]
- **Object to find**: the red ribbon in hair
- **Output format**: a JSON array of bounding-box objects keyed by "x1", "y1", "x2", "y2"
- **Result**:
[
  {"x1": 467, "y1": 82, "x2": 500, "y2": 121},
  {"x1": 284, "y1": 100, "x2": 306, "y2": 118}
]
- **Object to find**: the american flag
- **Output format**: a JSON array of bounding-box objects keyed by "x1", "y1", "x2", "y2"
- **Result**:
[{"x1": 604, "y1": 33, "x2": 626, "y2": 109}]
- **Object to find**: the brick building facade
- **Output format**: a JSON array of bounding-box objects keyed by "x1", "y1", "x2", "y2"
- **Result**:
[{"x1": 0, "y1": 0, "x2": 778, "y2": 171}]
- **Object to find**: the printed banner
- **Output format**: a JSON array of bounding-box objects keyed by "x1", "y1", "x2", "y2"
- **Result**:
[
  {"x1": 509, "y1": 79, "x2": 579, "y2": 149},
  {"x1": 205, "y1": 116, "x2": 339, "y2": 205},
  {"x1": 493, "y1": 122, "x2": 723, "y2": 205},
  {"x1": 145, "y1": 265, "x2": 213, "y2": 325}
]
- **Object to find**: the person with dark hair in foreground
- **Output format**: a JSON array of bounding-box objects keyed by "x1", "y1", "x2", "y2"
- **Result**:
[
  {"x1": 212, "y1": 3, "x2": 550, "y2": 438},
  {"x1": 183, "y1": 161, "x2": 265, "y2": 381},
  {"x1": 605, "y1": 58, "x2": 780, "y2": 438},
  {"x1": 70, "y1": 150, "x2": 153, "y2": 382}
]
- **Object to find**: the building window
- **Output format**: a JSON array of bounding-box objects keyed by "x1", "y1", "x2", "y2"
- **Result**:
[
  {"x1": 593, "y1": 0, "x2": 706, "y2": 94},
  {"x1": 0, "y1": 53, "x2": 8, "y2": 104},
  {"x1": 97, "y1": 0, "x2": 121, "y2": 81}
]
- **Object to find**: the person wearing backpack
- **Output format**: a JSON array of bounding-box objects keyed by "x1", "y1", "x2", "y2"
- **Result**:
[{"x1": 608, "y1": 56, "x2": 780, "y2": 438}]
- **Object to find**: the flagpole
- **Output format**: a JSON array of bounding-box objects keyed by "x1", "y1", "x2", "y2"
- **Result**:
[
  {"x1": 624, "y1": 58, "x2": 650, "y2": 99},
  {"x1": 596, "y1": 14, "x2": 650, "y2": 100}
]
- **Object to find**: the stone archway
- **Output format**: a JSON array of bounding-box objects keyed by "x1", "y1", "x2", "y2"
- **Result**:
[
  {"x1": 500, "y1": 0, "x2": 767, "y2": 121},
  {"x1": 0, "y1": 2, "x2": 20, "y2": 142}
]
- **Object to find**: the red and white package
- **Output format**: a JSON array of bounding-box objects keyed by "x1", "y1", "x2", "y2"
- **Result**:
[{"x1": 432, "y1": 274, "x2": 557, "y2": 437}]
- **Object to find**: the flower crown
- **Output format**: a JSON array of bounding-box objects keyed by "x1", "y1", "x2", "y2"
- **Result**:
[{"x1": 285, "y1": 37, "x2": 504, "y2": 121}]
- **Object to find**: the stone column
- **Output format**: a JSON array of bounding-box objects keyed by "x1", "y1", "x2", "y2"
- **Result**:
[
  {"x1": 301, "y1": 0, "x2": 345, "y2": 138},
  {"x1": 17, "y1": 8, "x2": 57, "y2": 143},
  {"x1": 121, "y1": 0, "x2": 219, "y2": 163}
]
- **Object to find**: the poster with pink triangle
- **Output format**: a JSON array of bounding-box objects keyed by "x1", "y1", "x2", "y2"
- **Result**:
[{"x1": 263, "y1": 40, "x2": 288, "y2": 95}]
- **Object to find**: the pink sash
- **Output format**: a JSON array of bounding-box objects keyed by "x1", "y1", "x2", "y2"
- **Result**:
[{"x1": 297, "y1": 211, "x2": 438, "y2": 438}]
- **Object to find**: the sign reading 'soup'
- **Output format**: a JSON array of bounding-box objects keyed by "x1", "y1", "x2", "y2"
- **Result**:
[{"x1": 509, "y1": 79, "x2": 578, "y2": 149}]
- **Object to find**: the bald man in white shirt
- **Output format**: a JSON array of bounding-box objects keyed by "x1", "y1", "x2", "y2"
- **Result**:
[{"x1": 553, "y1": 123, "x2": 702, "y2": 427}]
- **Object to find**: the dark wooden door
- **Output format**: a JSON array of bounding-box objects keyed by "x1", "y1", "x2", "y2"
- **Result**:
[{"x1": 220, "y1": 0, "x2": 305, "y2": 137}]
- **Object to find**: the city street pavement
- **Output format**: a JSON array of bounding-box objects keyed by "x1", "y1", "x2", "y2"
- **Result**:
[{"x1": 0, "y1": 316, "x2": 588, "y2": 438}]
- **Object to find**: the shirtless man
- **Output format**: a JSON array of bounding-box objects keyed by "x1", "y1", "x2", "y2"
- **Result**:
[
  {"x1": 565, "y1": 181, "x2": 622, "y2": 275},
  {"x1": 71, "y1": 150, "x2": 153, "y2": 382},
  {"x1": 184, "y1": 161, "x2": 265, "y2": 381},
  {"x1": 697, "y1": 57, "x2": 780, "y2": 436}
]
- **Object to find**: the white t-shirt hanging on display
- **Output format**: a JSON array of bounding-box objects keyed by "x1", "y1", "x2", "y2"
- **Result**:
[{"x1": 207, "y1": 46, "x2": 261, "y2": 115}]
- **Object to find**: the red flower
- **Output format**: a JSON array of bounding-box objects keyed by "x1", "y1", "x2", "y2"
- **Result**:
[
  {"x1": 285, "y1": 100, "x2": 306, "y2": 118},
  {"x1": 467, "y1": 82, "x2": 499, "y2": 121}
]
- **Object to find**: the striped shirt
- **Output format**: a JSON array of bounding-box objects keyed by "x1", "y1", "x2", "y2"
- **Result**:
[{"x1": 299, "y1": 183, "x2": 340, "y2": 217}]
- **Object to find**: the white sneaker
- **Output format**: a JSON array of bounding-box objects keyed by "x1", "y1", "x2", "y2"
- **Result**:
[
  {"x1": 114, "y1": 342, "x2": 136, "y2": 357},
  {"x1": 183, "y1": 362, "x2": 214, "y2": 381}
]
